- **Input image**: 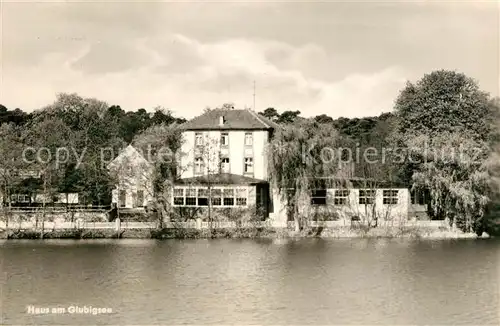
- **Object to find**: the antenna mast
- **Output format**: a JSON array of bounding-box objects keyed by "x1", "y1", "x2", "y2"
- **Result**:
[{"x1": 253, "y1": 80, "x2": 256, "y2": 111}]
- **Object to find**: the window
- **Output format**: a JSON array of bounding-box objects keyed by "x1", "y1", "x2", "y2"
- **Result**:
[
  {"x1": 119, "y1": 190, "x2": 126, "y2": 208},
  {"x1": 383, "y1": 190, "x2": 398, "y2": 205},
  {"x1": 359, "y1": 189, "x2": 375, "y2": 205},
  {"x1": 244, "y1": 132, "x2": 253, "y2": 146},
  {"x1": 194, "y1": 157, "x2": 204, "y2": 175},
  {"x1": 411, "y1": 189, "x2": 427, "y2": 205},
  {"x1": 211, "y1": 188, "x2": 222, "y2": 206},
  {"x1": 220, "y1": 157, "x2": 230, "y2": 173},
  {"x1": 136, "y1": 190, "x2": 144, "y2": 207},
  {"x1": 334, "y1": 189, "x2": 349, "y2": 205},
  {"x1": 172, "y1": 186, "x2": 248, "y2": 207},
  {"x1": 173, "y1": 188, "x2": 184, "y2": 206},
  {"x1": 244, "y1": 158, "x2": 253, "y2": 174},
  {"x1": 236, "y1": 188, "x2": 248, "y2": 206},
  {"x1": 197, "y1": 188, "x2": 209, "y2": 206},
  {"x1": 185, "y1": 188, "x2": 196, "y2": 206},
  {"x1": 223, "y1": 188, "x2": 235, "y2": 206},
  {"x1": 221, "y1": 132, "x2": 229, "y2": 147},
  {"x1": 10, "y1": 194, "x2": 30, "y2": 203},
  {"x1": 311, "y1": 189, "x2": 327, "y2": 205},
  {"x1": 195, "y1": 133, "x2": 203, "y2": 146}
]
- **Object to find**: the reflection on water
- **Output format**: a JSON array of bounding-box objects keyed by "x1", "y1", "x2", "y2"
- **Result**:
[{"x1": 1, "y1": 238, "x2": 499, "y2": 325}]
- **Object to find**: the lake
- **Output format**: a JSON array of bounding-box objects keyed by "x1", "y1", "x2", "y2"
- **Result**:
[{"x1": 1, "y1": 238, "x2": 499, "y2": 325}]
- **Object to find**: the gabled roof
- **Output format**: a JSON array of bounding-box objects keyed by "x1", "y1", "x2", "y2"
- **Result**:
[
  {"x1": 181, "y1": 109, "x2": 280, "y2": 131},
  {"x1": 175, "y1": 173, "x2": 268, "y2": 185},
  {"x1": 108, "y1": 145, "x2": 152, "y2": 170}
]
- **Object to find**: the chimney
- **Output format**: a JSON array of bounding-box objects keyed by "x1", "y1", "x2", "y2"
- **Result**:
[{"x1": 219, "y1": 115, "x2": 225, "y2": 126}]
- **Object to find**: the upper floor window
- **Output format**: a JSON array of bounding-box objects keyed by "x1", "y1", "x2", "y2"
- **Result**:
[
  {"x1": 383, "y1": 190, "x2": 398, "y2": 205},
  {"x1": 220, "y1": 157, "x2": 230, "y2": 173},
  {"x1": 359, "y1": 189, "x2": 375, "y2": 205},
  {"x1": 244, "y1": 157, "x2": 253, "y2": 174},
  {"x1": 221, "y1": 132, "x2": 229, "y2": 147},
  {"x1": 195, "y1": 133, "x2": 203, "y2": 146},
  {"x1": 244, "y1": 132, "x2": 253, "y2": 146},
  {"x1": 194, "y1": 157, "x2": 204, "y2": 174}
]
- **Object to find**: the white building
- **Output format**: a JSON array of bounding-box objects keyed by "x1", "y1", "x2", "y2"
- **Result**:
[
  {"x1": 173, "y1": 109, "x2": 279, "y2": 217},
  {"x1": 108, "y1": 145, "x2": 154, "y2": 209}
]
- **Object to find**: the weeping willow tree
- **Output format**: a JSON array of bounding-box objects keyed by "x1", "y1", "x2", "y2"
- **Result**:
[
  {"x1": 267, "y1": 120, "x2": 344, "y2": 232},
  {"x1": 407, "y1": 132, "x2": 494, "y2": 233},
  {"x1": 132, "y1": 123, "x2": 184, "y2": 227}
]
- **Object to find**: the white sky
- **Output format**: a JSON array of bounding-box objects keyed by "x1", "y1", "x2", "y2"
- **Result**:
[{"x1": 0, "y1": 0, "x2": 498, "y2": 119}]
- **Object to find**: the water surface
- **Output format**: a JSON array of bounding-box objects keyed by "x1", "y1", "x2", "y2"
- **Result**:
[{"x1": 1, "y1": 238, "x2": 499, "y2": 325}]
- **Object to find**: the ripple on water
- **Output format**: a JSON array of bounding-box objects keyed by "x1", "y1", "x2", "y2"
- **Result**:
[{"x1": 1, "y1": 238, "x2": 499, "y2": 325}]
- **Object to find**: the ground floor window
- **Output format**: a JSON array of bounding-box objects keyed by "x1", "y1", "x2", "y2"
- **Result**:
[
  {"x1": 334, "y1": 189, "x2": 349, "y2": 205},
  {"x1": 311, "y1": 189, "x2": 327, "y2": 205},
  {"x1": 173, "y1": 188, "x2": 184, "y2": 205},
  {"x1": 173, "y1": 186, "x2": 249, "y2": 207},
  {"x1": 383, "y1": 190, "x2": 398, "y2": 205},
  {"x1": 411, "y1": 189, "x2": 428, "y2": 205},
  {"x1": 359, "y1": 189, "x2": 375, "y2": 205},
  {"x1": 10, "y1": 194, "x2": 31, "y2": 203},
  {"x1": 236, "y1": 188, "x2": 247, "y2": 206}
]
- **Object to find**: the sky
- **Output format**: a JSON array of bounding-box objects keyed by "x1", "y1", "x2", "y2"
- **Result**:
[{"x1": 0, "y1": 0, "x2": 498, "y2": 119}]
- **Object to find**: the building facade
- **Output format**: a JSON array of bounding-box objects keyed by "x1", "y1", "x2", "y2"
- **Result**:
[
  {"x1": 173, "y1": 109, "x2": 279, "y2": 218},
  {"x1": 270, "y1": 184, "x2": 429, "y2": 227}
]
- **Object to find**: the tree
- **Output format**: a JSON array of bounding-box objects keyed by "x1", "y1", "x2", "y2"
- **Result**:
[
  {"x1": 314, "y1": 114, "x2": 334, "y2": 124},
  {"x1": 0, "y1": 123, "x2": 25, "y2": 229},
  {"x1": 192, "y1": 134, "x2": 223, "y2": 231},
  {"x1": 395, "y1": 70, "x2": 496, "y2": 142},
  {"x1": 132, "y1": 123, "x2": 184, "y2": 227},
  {"x1": 407, "y1": 132, "x2": 492, "y2": 232},
  {"x1": 39, "y1": 93, "x2": 124, "y2": 205},
  {"x1": 393, "y1": 71, "x2": 500, "y2": 234},
  {"x1": 259, "y1": 108, "x2": 279, "y2": 121},
  {"x1": 267, "y1": 120, "x2": 343, "y2": 231},
  {"x1": 23, "y1": 116, "x2": 74, "y2": 236},
  {"x1": 277, "y1": 110, "x2": 301, "y2": 124},
  {"x1": 0, "y1": 105, "x2": 30, "y2": 126}
]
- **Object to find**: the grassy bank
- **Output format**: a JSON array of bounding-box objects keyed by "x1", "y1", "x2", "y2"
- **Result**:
[{"x1": 0, "y1": 225, "x2": 488, "y2": 240}]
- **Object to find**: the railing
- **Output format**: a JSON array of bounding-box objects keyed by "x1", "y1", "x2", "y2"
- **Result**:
[
  {"x1": 287, "y1": 219, "x2": 449, "y2": 228},
  {"x1": 0, "y1": 219, "x2": 450, "y2": 231},
  {"x1": 0, "y1": 220, "x2": 271, "y2": 230},
  {"x1": 3, "y1": 206, "x2": 110, "y2": 213}
]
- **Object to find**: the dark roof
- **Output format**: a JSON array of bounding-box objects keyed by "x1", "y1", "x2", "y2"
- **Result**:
[
  {"x1": 175, "y1": 173, "x2": 268, "y2": 185},
  {"x1": 181, "y1": 109, "x2": 281, "y2": 130}
]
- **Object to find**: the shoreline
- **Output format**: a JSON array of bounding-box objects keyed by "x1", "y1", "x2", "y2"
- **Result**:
[{"x1": 0, "y1": 226, "x2": 491, "y2": 240}]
